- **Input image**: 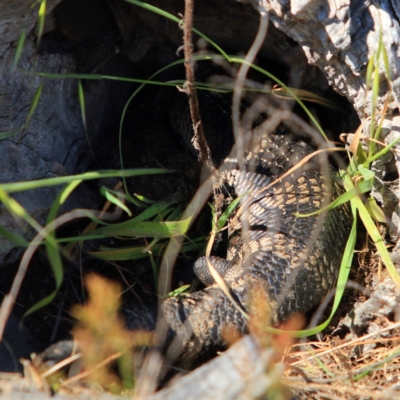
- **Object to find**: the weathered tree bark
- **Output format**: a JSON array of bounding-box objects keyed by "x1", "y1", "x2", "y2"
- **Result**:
[
  {"x1": 0, "y1": 0, "x2": 97, "y2": 264},
  {"x1": 252, "y1": 0, "x2": 400, "y2": 243}
]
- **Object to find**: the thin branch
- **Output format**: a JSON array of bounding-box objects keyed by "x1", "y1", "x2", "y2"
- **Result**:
[
  {"x1": 232, "y1": 8, "x2": 269, "y2": 171},
  {"x1": 183, "y1": 0, "x2": 212, "y2": 168}
]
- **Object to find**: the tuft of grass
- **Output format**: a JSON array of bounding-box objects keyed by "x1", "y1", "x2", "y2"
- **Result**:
[{"x1": 339, "y1": 32, "x2": 400, "y2": 288}]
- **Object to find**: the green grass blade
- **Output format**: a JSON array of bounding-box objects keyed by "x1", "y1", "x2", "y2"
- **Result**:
[
  {"x1": 12, "y1": 30, "x2": 26, "y2": 72},
  {"x1": 382, "y1": 45, "x2": 391, "y2": 81},
  {"x1": 28, "y1": 181, "x2": 84, "y2": 317},
  {"x1": 41, "y1": 239, "x2": 63, "y2": 312},
  {"x1": 358, "y1": 200, "x2": 400, "y2": 285},
  {"x1": 365, "y1": 56, "x2": 374, "y2": 95},
  {"x1": 0, "y1": 185, "x2": 65, "y2": 318},
  {"x1": 86, "y1": 238, "x2": 202, "y2": 261},
  {"x1": 166, "y1": 205, "x2": 184, "y2": 221},
  {"x1": 81, "y1": 217, "x2": 192, "y2": 239},
  {"x1": 43, "y1": 183, "x2": 76, "y2": 304},
  {"x1": 125, "y1": 0, "x2": 180, "y2": 23},
  {"x1": 125, "y1": 0, "x2": 230, "y2": 60},
  {"x1": 363, "y1": 135, "x2": 400, "y2": 166},
  {"x1": 0, "y1": 225, "x2": 28, "y2": 247},
  {"x1": 0, "y1": 187, "x2": 43, "y2": 233},
  {"x1": 22, "y1": 84, "x2": 42, "y2": 131},
  {"x1": 79, "y1": 80, "x2": 100, "y2": 166},
  {"x1": 372, "y1": 66, "x2": 380, "y2": 140},
  {"x1": 365, "y1": 197, "x2": 386, "y2": 223},
  {"x1": 33, "y1": 71, "x2": 183, "y2": 86},
  {"x1": 25, "y1": 291, "x2": 57, "y2": 317},
  {"x1": 168, "y1": 284, "x2": 190, "y2": 297},
  {"x1": 48, "y1": 180, "x2": 82, "y2": 223},
  {"x1": 1, "y1": 169, "x2": 168, "y2": 193},
  {"x1": 272, "y1": 86, "x2": 337, "y2": 109},
  {"x1": 78, "y1": 80, "x2": 87, "y2": 130},
  {"x1": 367, "y1": 65, "x2": 379, "y2": 157},
  {"x1": 217, "y1": 196, "x2": 241, "y2": 231},
  {"x1": 34, "y1": 72, "x2": 104, "y2": 80},
  {"x1": 301, "y1": 203, "x2": 356, "y2": 337},
  {"x1": 57, "y1": 233, "x2": 118, "y2": 243},
  {"x1": 36, "y1": 0, "x2": 46, "y2": 49},
  {"x1": 130, "y1": 201, "x2": 176, "y2": 223},
  {"x1": 133, "y1": 194, "x2": 157, "y2": 204},
  {"x1": 0, "y1": 131, "x2": 19, "y2": 140},
  {"x1": 152, "y1": 207, "x2": 174, "y2": 222},
  {"x1": 100, "y1": 186, "x2": 132, "y2": 217},
  {"x1": 344, "y1": 173, "x2": 400, "y2": 287}
]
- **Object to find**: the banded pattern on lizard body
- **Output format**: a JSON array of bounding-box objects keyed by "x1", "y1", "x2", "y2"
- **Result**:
[{"x1": 126, "y1": 123, "x2": 351, "y2": 362}]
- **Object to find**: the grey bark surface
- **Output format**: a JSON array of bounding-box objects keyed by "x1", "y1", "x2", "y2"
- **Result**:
[
  {"x1": 0, "y1": 0, "x2": 99, "y2": 264},
  {"x1": 136, "y1": 335, "x2": 279, "y2": 400}
]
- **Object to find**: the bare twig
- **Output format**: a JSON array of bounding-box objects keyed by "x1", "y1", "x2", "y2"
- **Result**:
[
  {"x1": 232, "y1": 8, "x2": 269, "y2": 171},
  {"x1": 289, "y1": 320, "x2": 400, "y2": 367},
  {"x1": 183, "y1": 0, "x2": 212, "y2": 168}
]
